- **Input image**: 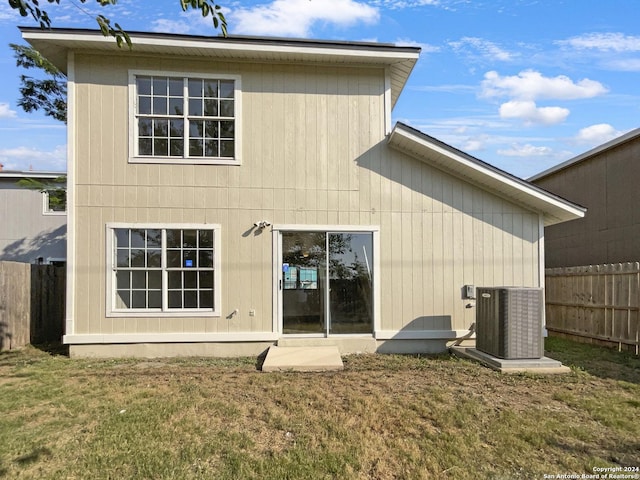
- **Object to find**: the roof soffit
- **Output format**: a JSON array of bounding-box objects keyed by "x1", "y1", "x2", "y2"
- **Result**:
[{"x1": 21, "y1": 28, "x2": 420, "y2": 108}]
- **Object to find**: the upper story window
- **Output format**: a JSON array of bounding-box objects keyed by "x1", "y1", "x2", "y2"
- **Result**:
[{"x1": 129, "y1": 71, "x2": 241, "y2": 165}]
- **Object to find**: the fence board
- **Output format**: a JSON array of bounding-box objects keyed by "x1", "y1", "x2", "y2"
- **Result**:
[
  {"x1": 0, "y1": 262, "x2": 65, "y2": 351},
  {"x1": 31, "y1": 265, "x2": 66, "y2": 344},
  {"x1": 546, "y1": 262, "x2": 640, "y2": 354},
  {"x1": 0, "y1": 262, "x2": 31, "y2": 350}
]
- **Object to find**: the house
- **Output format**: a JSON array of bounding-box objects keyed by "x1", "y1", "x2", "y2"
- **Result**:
[
  {"x1": 22, "y1": 28, "x2": 584, "y2": 358},
  {"x1": 0, "y1": 168, "x2": 67, "y2": 265},
  {"x1": 529, "y1": 129, "x2": 640, "y2": 268}
]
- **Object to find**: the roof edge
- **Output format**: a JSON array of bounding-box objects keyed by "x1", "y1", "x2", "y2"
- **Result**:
[
  {"x1": 529, "y1": 128, "x2": 640, "y2": 181},
  {"x1": 388, "y1": 123, "x2": 586, "y2": 226},
  {"x1": 19, "y1": 27, "x2": 422, "y2": 56}
]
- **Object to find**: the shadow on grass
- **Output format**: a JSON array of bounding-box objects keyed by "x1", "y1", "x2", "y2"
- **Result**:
[
  {"x1": 545, "y1": 336, "x2": 640, "y2": 384},
  {"x1": 32, "y1": 341, "x2": 69, "y2": 357},
  {"x1": 14, "y1": 447, "x2": 52, "y2": 466},
  {"x1": 255, "y1": 348, "x2": 269, "y2": 371}
]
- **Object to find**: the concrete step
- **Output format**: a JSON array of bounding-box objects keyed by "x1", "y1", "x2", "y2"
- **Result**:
[
  {"x1": 276, "y1": 336, "x2": 377, "y2": 354},
  {"x1": 450, "y1": 346, "x2": 571, "y2": 374},
  {"x1": 262, "y1": 345, "x2": 344, "y2": 372}
]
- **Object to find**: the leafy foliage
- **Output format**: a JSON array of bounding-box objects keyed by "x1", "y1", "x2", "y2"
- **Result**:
[
  {"x1": 16, "y1": 175, "x2": 67, "y2": 210},
  {"x1": 11, "y1": 43, "x2": 67, "y2": 123},
  {"x1": 8, "y1": 0, "x2": 227, "y2": 47}
]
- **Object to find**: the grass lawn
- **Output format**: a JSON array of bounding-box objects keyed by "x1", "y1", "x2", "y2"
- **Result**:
[{"x1": 1, "y1": 337, "x2": 639, "y2": 479}]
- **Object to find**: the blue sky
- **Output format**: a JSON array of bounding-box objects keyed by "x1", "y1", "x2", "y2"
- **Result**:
[{"x1": 0, "y1": 0, "x2": 639, "y2": 178}]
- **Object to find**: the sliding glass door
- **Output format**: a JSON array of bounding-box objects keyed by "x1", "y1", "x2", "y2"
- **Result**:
[{"x1": 281, "y1": 231, "x2": 373, "y2": 335}]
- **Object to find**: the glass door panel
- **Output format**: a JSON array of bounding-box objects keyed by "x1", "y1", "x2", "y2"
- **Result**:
[
  {"x1": 328, "y1": 233, "x2": 374, "y2": 334},
  {"x1": 281, "y1": 231, "x2": 374, "y2": 336},
  {"x1": 282, "y1": 232, "x2": 326, "y2": 334}
]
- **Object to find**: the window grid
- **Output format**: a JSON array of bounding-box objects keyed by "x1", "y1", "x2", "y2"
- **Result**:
[
  {"x1": 113, "y1": 227, "x2": 215, "y2": 312},
  {"x1": 136, "y1": 75, "x2": 235, "y2": 160}
]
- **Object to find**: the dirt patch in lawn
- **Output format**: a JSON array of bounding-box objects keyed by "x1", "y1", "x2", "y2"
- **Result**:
[{"x1": 1, "y1": 338, "x2": 639, "y2": 479}]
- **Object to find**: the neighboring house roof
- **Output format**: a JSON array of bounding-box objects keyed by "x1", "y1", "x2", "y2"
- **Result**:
[
  {"x1": 528, "y1": 128, "x2": 640, "y2": 182},
  {"x1": 0, "y1": 170, "x2": 66, "y2": 180},
  {"x1": 388, "y1": 123, "x2": 586, "y2": 226},
  {"x1": 20, "y1": 27, "x2": 420, "y2": 109}
]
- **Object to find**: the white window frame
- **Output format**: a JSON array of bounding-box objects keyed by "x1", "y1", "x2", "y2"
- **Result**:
[
  {"x1": 42, "y1": 190, "x2": 66, "y2": 215},
  {"x1": 271, "y1": 224, "x2": 381, "y2": 337},
  {"x1": 106, "y1": 223, "x2": 222, "y2": 318},
  {"x1": 128, "y1": 70, "x2": 242, "y2": 165}
]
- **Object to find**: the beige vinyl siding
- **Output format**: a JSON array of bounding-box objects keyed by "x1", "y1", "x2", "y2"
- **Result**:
[{"x1": 71, "y1": 52, "x2": 540, "y2": 338}]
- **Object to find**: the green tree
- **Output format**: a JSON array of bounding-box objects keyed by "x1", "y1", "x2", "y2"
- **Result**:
[
  {"x1": 11, "y1": 43, "x2": 66, "y2": 122},
  {"x1": 8, "y1": 0, "x2": 227, "y2": 47},
  {"x1": 16, "y1": 175, "x2": 67, "y2": 211}
]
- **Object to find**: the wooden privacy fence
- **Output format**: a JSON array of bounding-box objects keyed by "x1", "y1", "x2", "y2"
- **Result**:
[
  {"x1": 545, "y1": 262, "x2": 640, "y2": 354},
  {"x1": 0, "y1": 261, "x2": 65, "y2": 351}
]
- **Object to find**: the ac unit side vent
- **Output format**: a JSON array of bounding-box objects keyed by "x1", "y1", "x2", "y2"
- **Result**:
[{"x1": 475, "y1": 287, "x2": 543, "y2": 360}]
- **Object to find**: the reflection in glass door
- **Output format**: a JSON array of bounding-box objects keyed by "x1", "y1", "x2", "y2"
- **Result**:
[{"x1": 281, "y1": 231, "x2": 373, "y2": 335}]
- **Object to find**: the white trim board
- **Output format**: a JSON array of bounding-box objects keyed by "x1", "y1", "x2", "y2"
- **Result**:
[{"x1": 64, "y1": 332, "x2": 279, "y2": 344}]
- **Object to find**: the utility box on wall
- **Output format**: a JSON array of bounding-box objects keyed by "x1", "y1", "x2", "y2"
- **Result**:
[{"x1": 475, "y1": 287, "x2": 544, "y2": 360}]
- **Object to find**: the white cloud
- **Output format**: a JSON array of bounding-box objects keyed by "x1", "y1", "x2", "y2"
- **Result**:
[
  {"x1": 481, "y1": 70, "x2": 608, "y2": 101},
  {"x1": 450, "y1": 37, "x2": 516, "y2": 62},
  {"x1": 371, "y1": 0, "x2": 438, "y2": 9},
  {"x1": 411, "y1": 84, "x2": 475, "y2": 94},
  {"x1": 0, "y1": 3, "x2": 21, "y2": 21},
  {"x1": 499, "y1": 100, "x2": 569, "y2": 126},
  {"x1": 603, "y1": 58, "x2": 640, "y2": 72},
  {"x1": 0, "y1": 145, "x2": 66, "y2": 172},
  {"x1": 231, "y1": 0, "x2": 379, "y2": 36},
  {"x1": 0, "y1": 103, "x2": 16, "y2": 119},
  {"x1": 462, "y1": 135, "x2": 488, "y2": 152},
  {"x1": 573, "y1": 124, "x2": 624, "y2": 146},
  {"x1": 498, "y1": 143, "x2": 554, "y2": 157},
  {"x1": 560, "y1": 33, "x2": 640, "y2": 52},
  {"x1": 151, "y1": 18, "x2": 197, "y2": 35},
  {"x1": 394, "y1": 38, "x2": 439, "y2": 53}
]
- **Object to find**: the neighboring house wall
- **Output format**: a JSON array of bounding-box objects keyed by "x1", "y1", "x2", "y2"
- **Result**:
[
  {"x1": 531, "y1": 131, "x2": 640, "y2": 268},
  {"x1": 68, "y1": 52, "x2": 541, "y2": 347},
  {"x1": 0, "y1": 175, "x2": 67, "y2": 263}
]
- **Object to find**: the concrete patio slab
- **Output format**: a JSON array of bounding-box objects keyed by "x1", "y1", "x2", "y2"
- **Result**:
[
  {"x1": 450, "y1": 346, "x2": 571, "y2": 374},
  {"x1": 262, "y1": 345, "x2": 344, "y2": 372}
]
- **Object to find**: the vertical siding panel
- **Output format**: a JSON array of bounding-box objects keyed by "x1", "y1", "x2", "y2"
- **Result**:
[
  {"x1": 316, "y1": 68, "x2": 329, "y2": 193},
  {"x1": 502, "y1": 214, "x2": 514, "y2": 286},
  {"x1": 493, "y1": 213, "x2": 504, "y2": 285},
  {"x1": 390, "y1": 153, "x2": 402, "y2": 213},
  {"x1": 270, "y1": 69, "x2": 285, "y2": 191},
  {"x1": 431, "y1": 211, "x2": 444, "y2": 328},
  {"x1": 412, "y1": 211, "x2": 424, "y2": 326},
  {"x1": 522, "y1": 215, "x2": 535, "y2": 285},
  {"x1": 390, "y1": 211, "x2": 403, "y2": 331},
  {"x1": 462, "y1": 208, "x2": 475, "y2": 326},
  {"x1": 326, "y1": 68, "x2": 339, "y2": 198},
  {"x1": 452, "y1": 211, "x2": 465, "y2": 327},
  {"x1": 401, "y1": 211, "x2": 413, "y2": 328},
  {"x1": 75, "y1": 82, "x2": 90, "y2": 185},
  {"x1": 305, "y1": 68, "x2": 318, "y2": 192},
  {"x1": 441, "y1": 211, "x2": 454, "y2": 330},
  {"x1": 337, "y1": 70, "x2": 350, "y2": 192}
]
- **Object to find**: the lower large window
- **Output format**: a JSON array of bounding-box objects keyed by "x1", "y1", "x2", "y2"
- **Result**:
[{"x1": 107, "y1": 224, "x2": 220, "y2": 316}]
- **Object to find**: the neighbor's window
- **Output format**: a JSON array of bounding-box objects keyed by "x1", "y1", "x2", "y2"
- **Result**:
[
  {"x1": 110, "y1": 225, "x2": 220, "y2": 315},
  {"x1": 43, "y1": 190, "x2": 66, "y2": 214},
  {"x1": 132, "y1": 73, "x2": 240, "y2": 164}
]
